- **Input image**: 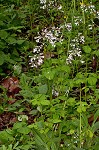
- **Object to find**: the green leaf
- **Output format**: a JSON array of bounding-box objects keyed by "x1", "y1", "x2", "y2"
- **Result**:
[
  {"x1": 0, "y1": 131, "x2": 9, "y2": 143},
  {"x1": 13, "y1": 142, "x2": 19, "y2": 149},
  {"x1": 0, "y1": 52, "x2": 4, "y2": 65},
  {"x1": 83, "y1": 46, "x2": 91, "y2": 53},
  {"x1": 77, "y1": 102, "x2": 88, "y2": 113},
  {"x1": 17, "y1": 127, "x2": 30, "y2": 135},
  {"x1": 41, "y1": 100, "x2": 50, "y2": 105},
  {"x1": 2, "y1": 145, "x2": 7, "y2": 150},
  {"x1": 88, "y1": 130, "x2": 93, "y2": 138},
  {"x1": 60, "y1": 65, "x2": 71, "y2": 73},
  {"x1": 44, "y1": 69, "x2": 55, "y2": 80},
  {"x1": 51, "y1": 119, "x2": 61, "y2": 123},
  {"x1": 75, "y1": 148, "x2": 85, "y2": 150},
  {"x1": 82, "y1": 106, "x2": 86, "y2": 112},
  {"x1": 17, "y1": 39, "x2": 25, "y2": 45},
  {"x1": 19, "y1": 144, "x2": 32, "y2": 150},
  {"x1": 51, "y1": 142, "x2": 57, "y2": 150},
  {"x1": 0, "y1": 30, "x2": 8, "y2": 39},
  {"x1": 33, "y1": 128, "x2": 49, "y2": 150},
  {"x1": 94, "y1": 89, "x2": 99, "y2": 99},
  {"x1": 8, "y1": 144, "x2": 13, "y2": 150},
  {"x1": 31, "y1": 94, "x2": 48, "y2": 106},
  {"x1": 92, "y1": 121, "x2": 99, "y2": 132},
  {"x1": 94, "y1": 109, "x2": 99, "y2": 121},
  {"x1": 77, "y1": 106, "x2": 86, "y2": 113},
  {"x1": 13, "y1": 122, "x2": 26, "y2": 130},
  {"x1": 95, "y1": 50, "x2": 99, "y2": 57},
  {"x1": 7, "y1": 37, "x2": 17, "y2": 44},
  {"x1": 67, "y1": 98, "x2": 76, "y2": 106},
  {"x1": 87, "y1": 77, "x2": 97, "y2": 85},
  {"x1": 0, "y1": 41, "x2": 6, "y2": 49},
  {"x1": 0, "y1": 130, "x2": 13, "y2": 143},
  {"x1": 69, "y1": 129, "x2": 75, "y2": 134},
  {"x1": 39, "y1": 84, "x2": 48, "y2": 94},
  {"x1": 0, "y1": 20, "x2": 4, "y2": 26},
  {"x1": 7, "y1": 26, "x2": 24, "y2": 31},
  {"x1": 82, "y1": 114, "x2": 88, "y2": 126},
  {"x1": 77, "y1": 106, "x2": 82, "y2": 113}
]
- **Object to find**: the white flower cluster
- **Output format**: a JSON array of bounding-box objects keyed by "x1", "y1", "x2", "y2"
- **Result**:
[
  {"x1": 29, "y1": 53, "x2": 44, "y2": 68},
  {"x1": 41, "y1": 26, "x2": 63, "y2": 47},
  {"x1": 40, "y1": 0, "x2": 46, "y2": 4},
  {"x1": 80, "y1": 2, "x2": 96, "y2": 14},
  {"x1": 29, "y1": 26, "x2": 63, "y2": 68},
  {"x1": 66, "y1": 33, "x2": 85, "y2": 64},
  {"x1": 52, "y1": 88, "x2": 59, "y2": 97},
  {"x1": 96, "y1": 11, "x2": 99, "y2": 19},
  {"x1": 29, "y1": 1, "x2": 98, "y2": 67},
  {"x1": 65, "y1": 2, "x2": 98, "y2": 65},
  {"x1": 40, "y1": 0, "x2": 63, "y2": 11},
  {"x1": 40, "y1": 0, "x2": 47, "y2": 9},
  {"x1": 74, "y1": 16, "x2": 83, "y2": 26},
  {"x1": 65, "y1": 23, "x2": 72, "y2": 31}
]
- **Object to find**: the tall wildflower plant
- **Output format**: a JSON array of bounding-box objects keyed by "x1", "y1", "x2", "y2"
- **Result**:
[{"x1": 27, "y1": 0, "x2": 99, "y2": 149}]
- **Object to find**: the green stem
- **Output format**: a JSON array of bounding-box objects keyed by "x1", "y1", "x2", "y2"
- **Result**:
[
  {"x1": 48, "y1": 80, "x2": 52, "y2": 101},
  {"x1": 67, "y1": 33, "x2": 71, "y2": 57},
  {"x1": 79, "y1": 86, "x2": 82, "y2": 148},
  {"x1": 82, "y1": 0, "x2": 85, "y2": 26}
]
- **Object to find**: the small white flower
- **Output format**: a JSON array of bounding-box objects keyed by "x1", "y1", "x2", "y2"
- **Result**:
[
  {"x1": 80, "y1": 60, "x2": 85, "y2": 64},
  {"x1": 37, "y1": 58, "x2": 43, "y2": 66},
  {"x1": 79, "y1": 35, "x2": 85, "y2": 44},
  {"x1": 77, "y1": 51, "x2": 81, "y2": 57},
  {"x1": 66, "y1": 23, "x2": 72, "y2": 31},
  {"x1": 88, "y1": 24, "x2": 93, "y2": 30},
  {"x1": 52, "y1": 89, "x2": 59, "y2": 97},
  {"x1": 40, "y1": 0, "x2": 46, "y2": 4},
  {"x1": 58, "y1": 5, "x2": 62, "y2": 10}
]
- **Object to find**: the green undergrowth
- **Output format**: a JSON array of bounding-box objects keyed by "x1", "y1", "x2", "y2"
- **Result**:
[{"x1": 0, "y1": 0, "x2": 99, "y2": 149}]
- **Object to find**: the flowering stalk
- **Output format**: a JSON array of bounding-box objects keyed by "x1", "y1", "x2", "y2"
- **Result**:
[{"x1": 81, "y1": 0, "x2": 85, "y2": 25}]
